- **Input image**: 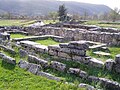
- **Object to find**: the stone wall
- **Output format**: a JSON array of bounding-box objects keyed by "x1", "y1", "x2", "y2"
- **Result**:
[
  {"x1": 48, "y1": 41, "x2": 104, "y2": 68},
  {"x1": 24, "y1": 27, "x2": 120, "y2": 46}
]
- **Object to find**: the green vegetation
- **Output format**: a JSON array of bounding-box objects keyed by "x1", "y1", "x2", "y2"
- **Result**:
[
  {"x1": 84, "y1": 20, "x2": 120, "y2": 29},
  {"x1": 0, "y1": 20, "x2": 35, "y2": 26},
  {"x1": 0, "y1": 60, "x2": 85, "y2": 90},
  {"x1": 11, "y1": 34, "x2": 27, "y2": 39},
  {"x1": 0, "y1": 46, "x2": 84, "y2": 90},
  {"x1": 0, "y1": 43, "x2": 120, "y2": 90},
  {"x1": 35, "y1": 38, "x2": 59, "y2": 46},
  {"x1": 43, "y1": 20, "x2": 59, "y2": 24},
  {"x1": 87, "y1": 47, "x2": 120, "y2": 62}
]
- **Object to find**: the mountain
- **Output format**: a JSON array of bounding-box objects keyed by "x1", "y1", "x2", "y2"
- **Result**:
[{"x1": 0, "y1": 0, "x2": 111, "y2": 16}]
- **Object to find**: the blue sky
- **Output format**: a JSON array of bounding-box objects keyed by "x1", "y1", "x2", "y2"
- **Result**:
[{"x1": 59, "y1": 0, "x2": 120, "y2": 9}]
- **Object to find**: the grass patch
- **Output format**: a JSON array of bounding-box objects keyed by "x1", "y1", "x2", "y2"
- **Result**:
[
  {"x1": 35, "y1": 38, "x2": 59, "y2": 46},
  {"x1": 84, "y1": 20, "x2": 120, "y2": 29},
  {"x1": 0, "y1": 20, "x2": 35, "y2": 26},
  {"x1": 11, "y1": 34, "x2": 28, "y2": 39},
  {"x1": 87, "y1": 46, "x2": 120, "y2": 62},
  {"x1": 0, "y1": 60, "x2": 84, "y2": 90},
  {"x1": 43, "y1": 20, "x2": 59, "y2": 24}
]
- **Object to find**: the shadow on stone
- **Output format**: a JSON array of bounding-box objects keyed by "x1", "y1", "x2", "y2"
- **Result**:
[{"x1": 1, "y1": 60, "x2": 15, "y2": 70}]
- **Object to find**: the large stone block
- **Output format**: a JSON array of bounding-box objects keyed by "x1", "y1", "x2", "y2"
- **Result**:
[
  {"x1": 114, "y1": 64, "x2": 120, "y2": 73},
  {"x1": 88, "y1": 76, "x2": 100, "y2": 83},
  {"x1": 28, "y1": 55, "x2": 48, "y2": 68},
  {"x1": 37, "y1": 71, "x2": 62, "y2": 81},
  {"x1": 28, "y1": 63, "x2": 41, "y2": 74},
  {"x1": 48, "y1": 49, "x2": 58, "y2": 56},
  {"x1": 48, "y1": 45, "x2": 60, "y2": 51},
  {"x1": 99, "y1": 78, "x2": 120, "y2": 90},
  {"x1": 50, "y1": 61, "x2": 66, "y2": 72},
  {"x1": 68, "y1": 68, "x2": 80, "y2": 75},
  {"x1": 59, "y1": 43, "x2": 69, "y2": 48},
  {"x1": 72, "y1": 55, "x2": 86, "y2": 63},
  {"x1": 70, "y1": 49, "x2": 86, "y2": 56},
  {"x1": 2, "y1": 55, "x2": 16, "y2": 65},
  {"x1": 89, "y1": 58, "x2": 104, "y2": 68},
  {"x1": 60, "y1": 48, "x2": 71, "y2": 53},
  {"x1": 19, "y1": 49, "x2": 28, "y2": 58},
  {"x1": 79, "y1": 70, "x2": 88, "y2": 79},
  {"x1": 58, "y1": 52, "x2": 71, "y2": 59},
  {"x1": 78, "y1": 83, "x2": 95, "y2": 90},
  {"x1": 115, "y1": 54, "x2": 120, "y2": 64},
  {"x1": 18, "y1": 60, "x2": 30, "y2": 70},
  {"x1": 68, "y1": 41, "x2": 89, "y2": 50},
  {"x1": 104, "y1": 59, "x2": 115, "y2": 71}
]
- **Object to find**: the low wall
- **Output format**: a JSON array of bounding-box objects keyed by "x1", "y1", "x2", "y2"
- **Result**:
[{"x1": 24, "y1": 27, "x2": 120, "y2": 46}]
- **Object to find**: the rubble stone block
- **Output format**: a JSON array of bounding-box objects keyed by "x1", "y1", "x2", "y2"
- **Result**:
[
  {"x1": 18, "y1": 60, "x2": 30, "y2": 70},
  {"x1": 99, "y1": 78, "x2": 120, "y2": 90},
  {"x1": 37, "y1": 71, "x2": 62, "y2": 81},
  {"x1": 68, "y1": 68, "x2": 80, "y2": 75},
  {"x1": 28, "y1": 55, "x2": 48, "y2": 68},
  {"x1": 59, "y1": 43, "x2": 69, "y2": 48},
  {"x1": 104, "y1": 59, "x2": 115, "y2": 71},
  {"x1": 19, "y1": 49, "x2": 28, "y2": 58},
  {"x1": 78, "y1": 83, "x2": 95, "y2": 90},
  {"x1": 88, "y1": 76, "x2": 100, "y2": 83},
  {"x1": 68, "y1": 41, "x2": 89, "y2": 50},
  {"x1": 79, "y1": 70, "x2": 88, "y2": 79},
  {"x1": 114, "y1": 64, "x2": 120, "y2": 73},
  {"x1": 115, "y1": 54, "x2": 120, "y2": 64},
  {"x1": 50, "y1": 61, "x2": 66, "y2": 72},
  {"x1": 89, "y1": 58, "x2": 104, "y2": 68},
  {"x1": 58, "y1": 52, "x2": 71, "y2": 59},
  {"x1": 2, "y1": 55, "x2": 16, "y2": 65},
  {"x1": 28, "y1": 63, "x2": 41, "y2": 74}
]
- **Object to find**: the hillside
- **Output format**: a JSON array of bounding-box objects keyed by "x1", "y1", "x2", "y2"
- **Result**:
[{"x1": 0, "y1": 0, "x2": 111, "y2": 16}]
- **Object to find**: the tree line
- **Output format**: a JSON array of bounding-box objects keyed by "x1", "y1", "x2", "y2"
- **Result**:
[{"x1": 0, "y1": 4, "x2": 120, "y2": 22}]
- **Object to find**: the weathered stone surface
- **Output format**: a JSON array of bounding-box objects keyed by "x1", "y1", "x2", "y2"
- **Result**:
[
  {"x1": 99, "y1": 78, "x2": 120, "y2": 90},
  {"x1": 60, "y1": 48, "x2": 71, "y2": 53},
  {"x1": 18, "y1": 60, "x2": 30, "y2": 70},
  {"x1": 104, "y1": 59, "x2": 115, "y2": 71},
  {"x1": 50, "y1": 61, "x2": 66, "y2": 72},
  {"x1": 68, "y1": 68, "x2": 80, "y2": 75},
  {"x1": 20, "y1": 40, "x2": 48, "y2": 53},
  {"x1": 79, "y1": 70, "x2": 88, "y2": 79},
  {"x1": 2, "y1": 55, "x2": 16, "y2": 65},
  {"x1": 48, "y1": 45, "x2": 60, "y2": 51},
  {"x1": 48, "y1": 50, "x2": 58, "y2": 56},
  {"x1": 19, "y1": 49, "x2": 28, "y2": 58},
  {"x1": 28, "y1": 55, "x2": 48, "y2": 68},
  {"x1": 37, "y1": 71, "x2": 62, "y2": 81},
  {"x1": 28, "y1": 63, "x2": 41, "y2": 74},
  {"x1": 72, "y1": 55, "x2": 89, "y2": 64},
  {"x1": 68, "y1": 41, "x2": 89, "y2": 50},
  {"x1": 59, "y1": 43, "x2": 69, "y2": 48},
  {"x1": 78, "y1": 83, "x2": 95, "y2": 90},
  {"x1": 70, "y1": 49, "x2": 86, "y2": 56},
  {"x1": 0, "y1": 45, "x2": 16, "y2": 55},
  {"x1": 115, "y1": 54, "x2": 120, "y2": 64},
  {"x1": 114, "y1": 64, "x2": 120, "y2": 73},
  {"x1": 88, "y1": 76, "x2": 100, "y2": 83},
  {"x1": 58, "y1": 52, "x2": 71, "y2": 59},
  {"x1": 89, "y1": 58, "x2": 104, "y2": 68}
]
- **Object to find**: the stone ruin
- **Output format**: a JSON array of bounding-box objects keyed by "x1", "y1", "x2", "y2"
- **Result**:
[{"x1": 0, "y1": 23, "x2": 120, "y2": 90}]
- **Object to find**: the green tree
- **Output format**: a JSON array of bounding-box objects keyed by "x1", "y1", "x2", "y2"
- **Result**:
[
  {"x1": 48, "y1": 12, "x2": 58, "y2": 22},
  {"x1": 109, "y1": 7, "x2": 120, "y2": 22},
  {"x1": 58, "y1": 4, "x2": 67, "y2": 22}
]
